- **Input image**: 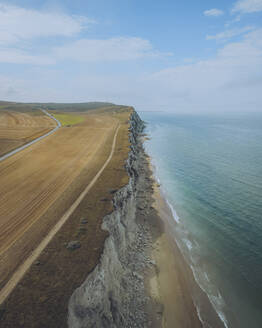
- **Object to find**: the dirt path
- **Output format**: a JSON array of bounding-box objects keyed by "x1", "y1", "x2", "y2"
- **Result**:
[{"x1": 0, "y1": 124, "x2": 120, "y2": 305}]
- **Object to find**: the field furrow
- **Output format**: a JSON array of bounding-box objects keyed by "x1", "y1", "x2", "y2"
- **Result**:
[{"x1": 0, "y1": 112, "x2": 119, "y2": 288}]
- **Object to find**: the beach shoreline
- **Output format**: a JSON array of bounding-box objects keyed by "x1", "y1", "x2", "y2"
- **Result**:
[
  {"x1": 145, "y1": 156, "x2": 227, "y2": 328},
  {"x1": 145, "y1": 160, "x2": 202, "y2": 328}
]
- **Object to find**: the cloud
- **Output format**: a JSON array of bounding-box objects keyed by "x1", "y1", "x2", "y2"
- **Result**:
[
  {"x1": 0, "y1": 75, "x2": 27, "y2": 100},
  {"x1": 142, "y1": 28, "x2": 262, "y2": 112},
  {"x1": 54, "y1": 37, "x2": 172, "y2": 62},
  {"x1": 0, "y1": 4, "x2": 169, "y2": 65},
  {"x1": 224, "y1": 15, "x2": 241, "y2": 28},
  {"x1": 14, "y1": 28, "x2": 262, "y2": 112},
  {"x1": 204, "y1": 9, "x2": 224, "y2": 17},
  {"x1": 0, "y1": 3, "x2": 94, "y2": 65},
  {"x1": 206, "y1": 26, "x2": 254, "y2": 41},
  {"x1": 3, "y1": 28, "x2": 262, "y2": 112},
  {"x1": 1, "y1": 4, "x2": 262, "y2": 113},
  {"x1": 0, "y1": 4, "x2": 93, "y2": 45},
  {"x1": 0, "y1": 48, "x2": 54, "y2": 65},
  {"x1": 232, "y1": 0, "x2": 262, "y2": 13},
  {"x1": 0, "y1": 36, "x2": 169, "y2": 64}
]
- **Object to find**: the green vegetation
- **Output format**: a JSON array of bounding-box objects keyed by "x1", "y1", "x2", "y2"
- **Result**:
[
  {"x1": 0, "y1": 100, "x2": 127, "y2": 114},
  {"x1": 0, "y1": 102, "x2": 42, "y2": 115},
  {"x1": 52, "y1": 113, "x2": 85, "y2": 126},
  {"x1": 40, "y1": 102, "x2": 118, "y2": 112}
]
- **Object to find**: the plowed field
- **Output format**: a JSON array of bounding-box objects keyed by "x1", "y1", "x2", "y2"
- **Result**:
[
  {"x1": 0, "y1": 111, "x2": 119, "y2": 291},
  {"x1": 0, "y1": 111, "x2": 56, "y2": 156}
]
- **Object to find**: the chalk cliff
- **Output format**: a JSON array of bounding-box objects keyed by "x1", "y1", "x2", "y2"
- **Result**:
[{"x1": 68, "y1": 111, "x2": 158, "y2": 328}]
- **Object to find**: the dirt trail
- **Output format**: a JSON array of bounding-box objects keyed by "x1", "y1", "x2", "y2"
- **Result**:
[{"x1": 0, "y1": 125, "x2": 120, "y2": 305}]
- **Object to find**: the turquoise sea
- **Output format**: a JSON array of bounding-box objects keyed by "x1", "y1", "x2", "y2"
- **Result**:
[{"x1": 140, "y1": 111, "x2": 262, "y2": 328}]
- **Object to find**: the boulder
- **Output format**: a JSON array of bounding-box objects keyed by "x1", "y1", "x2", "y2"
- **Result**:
[{"x1": 66, "y1": 240, "x2": 81, "y2": 250}]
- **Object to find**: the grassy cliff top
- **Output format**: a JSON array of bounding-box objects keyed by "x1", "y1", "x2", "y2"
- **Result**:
[{"x1": 0, "y1": 101, "x2": 128, "y2": 114}]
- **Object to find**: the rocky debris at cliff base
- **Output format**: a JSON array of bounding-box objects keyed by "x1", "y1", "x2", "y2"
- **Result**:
[{"x1": 66, "y1": 241, "x2": 81, "y2": 251}]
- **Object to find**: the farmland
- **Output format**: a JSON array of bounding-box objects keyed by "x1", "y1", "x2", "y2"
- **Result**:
[
  {"x1": 0, "y1": 105, "x2": 131, "y2": 313},
  {"x1": 0, "y1": 109, "x2": 56, "y2": 156},
  {"x1": 51, "y1": 112, "x2": 85, "y2": 126}
]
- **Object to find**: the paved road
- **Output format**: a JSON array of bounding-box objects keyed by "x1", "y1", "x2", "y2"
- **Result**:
[
  {"x1": 0, "y1": 109, "x2": 61, "y2": 162},
  {"x1": 0, "y1": 124, "x2": 120, "y2": 305}
]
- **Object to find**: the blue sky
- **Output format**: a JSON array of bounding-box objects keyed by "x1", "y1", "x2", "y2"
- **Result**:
[{"x1": 1, "y1": 0, "x2": 262, "y2": 113}]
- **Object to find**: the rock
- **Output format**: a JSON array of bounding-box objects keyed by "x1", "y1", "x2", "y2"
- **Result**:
[
  {"x1": 80, "y1": 218, "x2": 88, "y2": 224},
  {"x1": 34, "y1": 261, "x2": 41, "y2": 266},
  {"x1": 66, "y1": 241, "x2": 81, "y2": 250},
  {"x1": 133, "y1": 272, "x2": 143, "y2": 281},
  {"x1": 148, "y1": 259, "x2": 156, "y2": 266}
]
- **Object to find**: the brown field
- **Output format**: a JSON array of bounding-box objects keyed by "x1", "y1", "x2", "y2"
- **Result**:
[
  {"x1": 0, "y1": 110, "x2": 56, "y2": 156},
  {"x1": 0, "y1": 109, "x2": 130, "y2": 328},
  {"x1": 0, "y1": 109, "x2": 122, "y2": 289},
  {"x1": 0, "y1": 107, "x2": 132, "y2": 327}
]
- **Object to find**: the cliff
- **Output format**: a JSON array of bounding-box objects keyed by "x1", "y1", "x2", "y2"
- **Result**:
[{"x1": 68, "y1": 111, "x2": 159, "y2": 327}]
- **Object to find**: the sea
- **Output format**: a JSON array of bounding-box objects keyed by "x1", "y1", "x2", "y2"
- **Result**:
[{"x1": 139, "y1": 111, "x2": 262, "y2": 328}]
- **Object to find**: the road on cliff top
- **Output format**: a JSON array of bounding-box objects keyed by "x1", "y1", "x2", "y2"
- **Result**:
[{"x1": 0, "y1": 109, "x2": 61, "y2": 162}]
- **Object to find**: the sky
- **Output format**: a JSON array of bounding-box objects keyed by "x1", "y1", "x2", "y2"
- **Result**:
[{"x1": 0, "y1": 0, "x2": 262, "y2": 113}]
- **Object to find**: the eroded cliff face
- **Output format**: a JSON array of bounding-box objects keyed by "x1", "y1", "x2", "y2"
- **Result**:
[{"x1": 68, "y1": 111, "x2": 155, "y2": 328}]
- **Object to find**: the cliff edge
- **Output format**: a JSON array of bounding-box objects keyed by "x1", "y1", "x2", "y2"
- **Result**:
[{"x1": 68, "y1": 111, "x2": 162, "y2": 327}]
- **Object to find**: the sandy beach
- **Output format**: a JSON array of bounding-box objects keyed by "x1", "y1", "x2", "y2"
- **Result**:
[
  {"x1": 146, "y1": 158, "x2": 226, "y2": 328},
  {"x1": 146, "y1": 175, "x2": 202, "y2": 328}
]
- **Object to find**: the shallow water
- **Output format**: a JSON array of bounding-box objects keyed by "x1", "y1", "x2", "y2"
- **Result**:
[{"x1": 140, "y1": 111, "x2": 262, "y2": 328}]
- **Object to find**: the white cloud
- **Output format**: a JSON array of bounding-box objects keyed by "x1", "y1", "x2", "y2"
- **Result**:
[
  {"x1": 54, "y1": 37, "x2": 171, "y2": 62},
  {"x1": 0, "y1": 4, "x2": 93, "y2": 45},
  {"x1": 0, "y1": 4, "x2": 170, "y2": 65},
  {"x1": 224, "y1": 15, "x2": 241, "y2": 28},
  {"x1": 0, "y1": 48, "x2": 54, "y2": 65},
  {"x1": 204, "y1": 9, "x2": 224, "y2": 17},
  {"x1": 143, "y1": 28, "x2": 262, "y2": 112},
  {"x1": 1, "y1": 4, "x2": 262, "y2": 113},
  {"x1": 232, "y1": 0, "x2": 262, "y2": 13},
  {"x1": 206, "y1": 26, "x2": 254, "y2": 41},
  {"x1": 14, "y1": 29, "x2": 262, "y2": 112},
  {"x1": 0, "y1": 75, "x2": 27, "y2": 100},
  {"x1": 0, "y1": 36, "x2": 169, "y2": 64}
]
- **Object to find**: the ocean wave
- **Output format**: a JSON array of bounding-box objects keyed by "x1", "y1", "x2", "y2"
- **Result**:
[
  {"x1": 209, "y1": 293, "x2": 229, "y2": 328},
  {"x1": 183, "y1": 237, "x2": 193, "y2": 250},
  {"x1": 166, "y1": 198, "x2": 180, "y2": 223},
  {"x1": 147, "y1": 153, "x2": 181, "y2": 224},
  {"x1": 163, "y1": 195, "x2": 229, "y2": 328},
  {"x1": 164, "y1": 209, "x2": 229, "y2": 328},
  {"x1": 189, "y1": 262, "x2": 229, "y2": 328}
]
